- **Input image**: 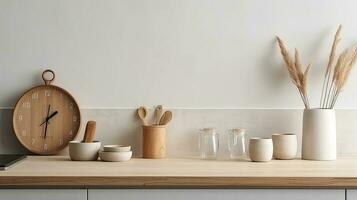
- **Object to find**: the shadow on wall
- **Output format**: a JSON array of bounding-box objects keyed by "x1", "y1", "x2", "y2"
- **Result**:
[
  {"x1": 0, "y1": 109, "x2": 29, "y2": 154},
  {"x1": 259, "y1": 38, "x2": 285, "y2": 89}
]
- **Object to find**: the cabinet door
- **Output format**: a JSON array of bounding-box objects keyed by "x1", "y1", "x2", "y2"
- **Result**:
[
  {"x1": 0, "y1": 189, "x2": 86, "y2": 200},
  {"x1": 347, "y1": 190, "x2": 357, "y2": 200},
  {"x1": 89, "y1": 189, "x2": 344, "y2": 200}
]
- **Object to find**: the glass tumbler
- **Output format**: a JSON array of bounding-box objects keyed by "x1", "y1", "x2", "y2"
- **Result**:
[
  {"x1": 228, "y1": 128, "x2": 247, "y2": 159},
  {"x1": 198, "y1": 128, "x2": 219, "y2": 159}
]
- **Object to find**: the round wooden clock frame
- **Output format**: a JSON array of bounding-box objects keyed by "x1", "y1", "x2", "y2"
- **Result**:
[{"x1": 13, "y1": 70, "x2": 81, "y2": 155}]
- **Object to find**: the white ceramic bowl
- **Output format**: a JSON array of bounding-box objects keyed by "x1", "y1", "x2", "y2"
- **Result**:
[
  {"x1": 103, "y1": 145, "x2": 131, "y2": 152},
  {"x1": 69, "y1": 141, "x2": 101, "y2": 161},
  {"x1": 249, "y1": 137, "x2": 273, "y2": 162},
  {"x1": 99, "y1": 151, "x2": 132, "y2": 162}
]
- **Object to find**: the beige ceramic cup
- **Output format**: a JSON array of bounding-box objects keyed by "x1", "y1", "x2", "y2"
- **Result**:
[
  {"x1": 272, "y1": 133, "x2": 297, "y2": 160},
  {"x1": 249, "y1": 138, "x2": 273, "y2": 162},
  {"x1": 69, "y1": 141, "x2": 101, "y2": 161}
]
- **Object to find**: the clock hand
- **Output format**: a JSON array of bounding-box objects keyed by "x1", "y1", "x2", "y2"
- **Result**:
[
  {"x1": 42, "y1": 111, "x2": 59, "y2": 139},
  {"x1": 44, "y1": 119, "x2": 49, "y2": 139},
  {"x1": 47, "y1": 111, "x2": 58, "y2": 121},
  {"x1": 46, "y1": 104, "x2": 51, "y2": 118},
  {"x1": 40, "y1": 105, "x2": 51, "y2": 126},
  {"x1": 43, "y1": 105, "x2": 51, "y2": 139},
  {"x1": 40, "y1": 111, "x2": 59, "y2": 126}
]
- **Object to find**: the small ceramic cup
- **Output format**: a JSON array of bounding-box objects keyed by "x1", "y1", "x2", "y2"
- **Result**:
[
  {"x1": 69, "y1": 141, "x2": 101, "y2": 161},
  {"x1": 249, "y1": 137, "x2": 273, "y2": 162},
  {"x1": 272, "y1": 133, "x2": 297, "y2": 160}
]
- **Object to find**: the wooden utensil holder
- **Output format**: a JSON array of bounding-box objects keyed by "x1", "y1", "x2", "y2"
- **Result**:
[{"x1": 142, "y1": 125, "x2": 166, "y2": 159}]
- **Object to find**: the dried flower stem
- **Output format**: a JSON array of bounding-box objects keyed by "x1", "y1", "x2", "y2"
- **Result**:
[
  {"x1": 276, "y1": 25, "x2": 357, "y2": 109},
  {"x1": 276, "y1": 37, "x2": 310, "y2": 109},
  {"x1": 321, "y1": 25, "x2": 342, "y2": 108},
  {"x1": 328, "y1": 47, "x2": 357, "y2": 108}
]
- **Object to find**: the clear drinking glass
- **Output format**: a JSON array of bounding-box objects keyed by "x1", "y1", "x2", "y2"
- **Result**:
[
  {"x1": 228, "y1": 128, "x2": 247, "y2": 159},
  {"x1": 198, "y1": 128, "x2": 219, "y2": 159}
]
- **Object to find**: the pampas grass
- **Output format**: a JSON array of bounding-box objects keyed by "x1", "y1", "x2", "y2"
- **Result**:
[
  {"x1": 329, "y1": 47, "x2": 357, "y2": 108},
  {"x1": 276, "y1": 37, "x2": 311, "y2": 109},
  {"x1": 276, "y1": 25, "x2": 357, "y2": 109},
  {"x1": 321, "y1": 25, "x2": 342, "y2": 108}
]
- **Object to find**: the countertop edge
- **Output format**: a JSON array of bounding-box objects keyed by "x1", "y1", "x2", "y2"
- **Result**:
[{"x1": 1, "y1": 176, "x2": 357, "y2": 189}]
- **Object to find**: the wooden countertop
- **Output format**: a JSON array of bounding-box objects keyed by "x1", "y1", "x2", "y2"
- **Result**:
[{"x1": 2, "y1": 156, "x2": 357, "y2": 188}]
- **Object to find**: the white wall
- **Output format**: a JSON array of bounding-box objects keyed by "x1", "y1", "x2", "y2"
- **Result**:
[
  {"x1": 2, "y1": 1, "x2": 357, "y2": 156},
  {"x1": 2, "y1": 0, "x2": 357, "y2": 109}
]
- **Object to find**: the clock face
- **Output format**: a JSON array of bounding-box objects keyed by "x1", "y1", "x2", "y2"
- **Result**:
[{"x1": 13, "y1": 85, "x2": 81, "y2": 154}]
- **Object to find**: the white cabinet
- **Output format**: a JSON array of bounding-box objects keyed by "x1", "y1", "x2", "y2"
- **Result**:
[
  {"x1": 0, "y1": 189, "x2": 346, "y2": 200},
  {"x1": 0, "y1": 189, "x2": 86, "y2": 200},
  {"x1": 347, "y1": 190, "x2": 357, "y2": 200},
  {"x1": 88, "y1": 189, "x2": 345, "y2": 200}
]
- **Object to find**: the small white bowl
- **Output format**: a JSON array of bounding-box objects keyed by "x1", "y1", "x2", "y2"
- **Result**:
[
  {"x1": 99, "y1": 151, "x2": 132, "y2": 162},
  {"x1": 272, "y1": 133, "x2": 297, "y2": 160},
  {"x1": 69, "y1": 141, "x2": 101, "y2": 161},
  {"x1": 103, "y1": 145, "x2": 131, "y2": 152},
  {"x1": 249, "y1": 137, "x2": 273, "y2": 162}
]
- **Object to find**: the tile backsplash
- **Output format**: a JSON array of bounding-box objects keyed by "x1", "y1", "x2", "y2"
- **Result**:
[{"x1": 1, "y1": 108, "x2": 356, "y2": 157}]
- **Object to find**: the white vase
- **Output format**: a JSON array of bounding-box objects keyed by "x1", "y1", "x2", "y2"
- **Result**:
[{"x1": 302, "y1": 109, "x2": 336, "y2": 160}]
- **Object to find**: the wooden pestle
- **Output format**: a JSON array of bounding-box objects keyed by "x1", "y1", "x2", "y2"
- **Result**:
[{"x1": 83, "y1": 121, "x2": 96, "y2": 143}]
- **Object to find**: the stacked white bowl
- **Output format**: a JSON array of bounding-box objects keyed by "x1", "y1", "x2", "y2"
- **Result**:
[{"x1": 99, "y1": 145, "x2": 132, "y2": 162}]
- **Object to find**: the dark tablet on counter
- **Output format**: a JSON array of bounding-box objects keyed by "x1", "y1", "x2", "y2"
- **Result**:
[{"x1": 0, "y1": 154, "x2": 26, "y2": 170}]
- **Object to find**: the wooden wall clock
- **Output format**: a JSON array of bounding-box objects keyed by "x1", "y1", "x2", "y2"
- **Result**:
[{"x1": 13, "y1": 70, "x2": 81, "y2": 155}]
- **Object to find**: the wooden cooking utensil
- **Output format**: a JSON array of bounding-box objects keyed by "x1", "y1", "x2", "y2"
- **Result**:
[
  {"x1": 154, "y1": 105, "x2": 163, "y2": 125},
  {"x1": 159, "y1": 111, "x2": 172, "y2": 125},
  {"x1": 83, "y1": 121, "x2": 97, "y2": 143},
  {"x1": 137, "y1": 106, "x2": 149, "y2": 126}
]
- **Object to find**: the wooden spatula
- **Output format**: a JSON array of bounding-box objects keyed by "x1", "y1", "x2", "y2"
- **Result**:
[
  {"x1": 154, "y1": 105, "x2": 163, "y2": 125},
  {"x1": 159, "y1": 111, "x2": 172, "y2": 125},
  {"x1": 83, "y1": 121, "x2": 96, "y2": 143}
]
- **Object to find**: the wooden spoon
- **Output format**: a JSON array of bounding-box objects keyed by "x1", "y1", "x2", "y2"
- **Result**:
[
  {"x1": 154, "y1": 105, "x2": 163, "y2": 125},
  {"x1": 159, "y1": 111, "x2": 172, "y2": 125},
  {"x1": 83, "y1": 121, "x2": 96, "y2": 143},
  {"x1": 137, "y1": 106, "x2": 149, "y2": 125}
]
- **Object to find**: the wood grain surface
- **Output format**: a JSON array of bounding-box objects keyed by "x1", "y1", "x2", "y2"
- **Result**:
[{"x1": 2, "y1": 156, "x2": 357, "y2": 188}]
